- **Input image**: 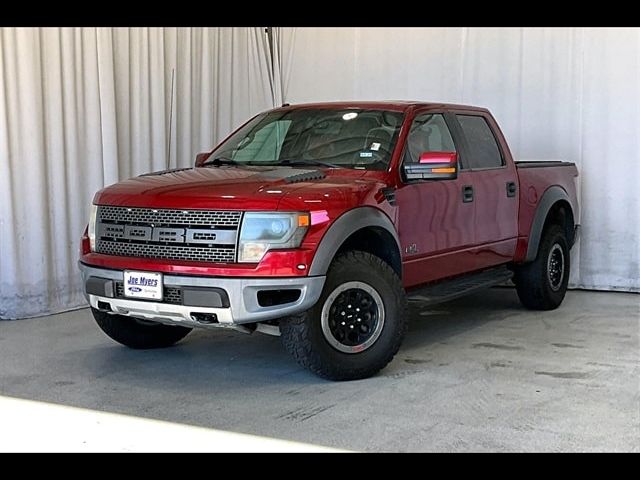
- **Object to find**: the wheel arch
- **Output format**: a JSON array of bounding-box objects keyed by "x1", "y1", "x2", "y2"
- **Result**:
[
  {"x1": 308, "y1": 207, "x2": 402, "y2": 278},
  {"x1": 525, "y1": 186, "x2": 576, "y2": 262}
]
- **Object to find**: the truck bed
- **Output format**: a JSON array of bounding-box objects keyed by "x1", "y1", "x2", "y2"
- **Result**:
[{"x1": 515, "y1": 160, "x2": 580, "y2": 262}]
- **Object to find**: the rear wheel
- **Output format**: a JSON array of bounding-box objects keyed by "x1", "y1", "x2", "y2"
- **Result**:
[
  {"x1": 280, "y1": 251, "x2": 408, "y2": 381},
  {"x1": 514, "y1": 224, "x2": 570, "y2": 310},
  {"x1": 91, "y1": 308, "x2": 192, "y2": 349}
]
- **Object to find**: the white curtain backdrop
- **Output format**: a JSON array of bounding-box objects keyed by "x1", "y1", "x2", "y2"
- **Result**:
[
  {"x1": 280, "y1": 27, "x2": 640, "y2": 293},
  {"x1": 0, "y1": 27, "x2": 274, "y2": 319},
  {"x1": 1, "y1": 27, "x2": 638, "y2": 320}
]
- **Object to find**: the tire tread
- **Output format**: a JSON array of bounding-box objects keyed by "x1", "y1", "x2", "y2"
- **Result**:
[
  {"x1": 280, "y1": 251, "x2": 408, "y2": 380},
  {"x1": 514, "y1": 224, "x2": 569, "y2": 310}
]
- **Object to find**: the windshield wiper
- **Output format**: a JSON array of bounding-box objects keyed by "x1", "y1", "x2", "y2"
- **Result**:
[
  {"x1": 282, "y1": 159, "x2": 341, "y2": 169},
  {"x1": 204, "y1": 157, "x2": 238, "y2": 167}
]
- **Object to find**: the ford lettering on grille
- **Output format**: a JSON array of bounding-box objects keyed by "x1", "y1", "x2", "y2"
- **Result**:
[{"x1": 95, "y1": 206, "x2": 241, "y2": 263}]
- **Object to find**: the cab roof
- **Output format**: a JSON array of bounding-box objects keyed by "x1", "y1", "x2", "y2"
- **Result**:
[{"x1": 273, "y1": 100, "x2": 489, "y2": 113}]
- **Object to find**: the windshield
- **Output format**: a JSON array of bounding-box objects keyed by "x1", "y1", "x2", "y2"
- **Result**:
[{"x1": 206, "y1": 108, "x2": 405, "y2": 170}]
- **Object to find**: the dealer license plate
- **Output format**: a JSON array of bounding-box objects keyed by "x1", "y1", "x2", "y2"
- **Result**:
[{"x1": 123, "y1": 270, "x2": 163, "y2": 300}]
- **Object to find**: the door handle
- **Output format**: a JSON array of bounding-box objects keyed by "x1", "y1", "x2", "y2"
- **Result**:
[
  {"x1": 506, "y1": 181, "x2": 517, "y2": 198},
  {"x1": 462, "y1": 185, "x2": 474, "y2": 203}
]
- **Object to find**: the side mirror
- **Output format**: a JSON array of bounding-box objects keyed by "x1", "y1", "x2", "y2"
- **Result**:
[
  {"x1": 403, "y1": 151, "x2": 458, "y2": 181},
  {"x1": 195, "y1": 151, "x2": 212, "y2": 167}
]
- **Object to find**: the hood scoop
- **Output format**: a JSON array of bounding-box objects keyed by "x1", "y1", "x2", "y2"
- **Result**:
[
  {"x1": 139, "y1": 167, "x2": 194, "y2": 177},
  {"x1": 259, "y1": 168, "x2": 326, "y2": 184}
]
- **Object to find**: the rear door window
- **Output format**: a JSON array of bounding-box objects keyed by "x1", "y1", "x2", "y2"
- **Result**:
[{"x1": 456, "y1": 115, "x2": 503, "y2": 169}]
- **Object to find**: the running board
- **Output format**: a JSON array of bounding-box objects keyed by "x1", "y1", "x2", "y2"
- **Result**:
[{"x1": 407, "y1": 266, "x2": 513, "y2": 307}]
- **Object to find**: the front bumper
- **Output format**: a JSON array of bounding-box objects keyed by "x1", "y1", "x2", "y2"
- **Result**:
[{"x1": 79, "y1": 262, "x2": 325, "y2": 328}]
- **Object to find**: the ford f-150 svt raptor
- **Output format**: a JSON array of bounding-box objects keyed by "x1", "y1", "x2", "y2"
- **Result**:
[{"x1": 79, "y1": 101, "x2": 580, "y2": 380}]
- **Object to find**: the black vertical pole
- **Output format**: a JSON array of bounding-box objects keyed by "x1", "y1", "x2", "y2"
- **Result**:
[
  {"x1": 265, "y1": 27, "x2": 278, "y2": 106},
  {"x1": 265, "y1": 27, "x2": 275, "y2": 74}
]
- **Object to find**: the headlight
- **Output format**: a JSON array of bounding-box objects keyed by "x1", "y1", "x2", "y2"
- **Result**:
[
  {"x1": 238, "y1": 212, "x2": 310, "y2": 263},
  {"x1": 88, "y1": 204, "x2": 98, "y2": 251}
]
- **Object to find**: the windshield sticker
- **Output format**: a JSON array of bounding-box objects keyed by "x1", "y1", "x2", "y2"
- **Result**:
[
  {"x1": 360, "y1": 152, "x2": 373, "y2": 158},
  {"x1": 370, "y1": 142, "x2": 381, "y2": 151}
]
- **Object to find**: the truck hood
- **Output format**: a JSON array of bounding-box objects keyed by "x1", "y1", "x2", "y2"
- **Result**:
[{"x1": 94, "y1": 165, "x2": 386, "y2": 211}]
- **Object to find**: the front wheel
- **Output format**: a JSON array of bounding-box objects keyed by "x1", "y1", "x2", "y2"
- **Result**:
[
  {"x1": 91, "y1": 308, "x2": 192, "y2": 349},
  {"x1": 514, "y1": 224, "x2": 570, "y2": 310},
  {"x1": 280, "y1": 251, "x2": 408, "y2": 381}
]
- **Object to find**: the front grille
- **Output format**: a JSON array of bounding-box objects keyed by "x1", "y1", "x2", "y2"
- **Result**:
[
  {"x1": 97, "y1": 240, "x2": 236, "y2": 263},
  {"x1": 115, "y1": 281, "x2": 182, "y2": 305},
  {"x1": 98, "y1": 206, "x2": 242, "y2": 227},
  {"x1": 95, "y1": 206, "x2": 241, "y2": 263}
]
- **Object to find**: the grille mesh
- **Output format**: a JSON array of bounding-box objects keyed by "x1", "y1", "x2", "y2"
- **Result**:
[
  {"x1": 98, "y1": 240, "x2": 236, "y2": 263},
  {"x1": 115, "y1": 282, "x2": 182, "y2": 305},
  {"x1": 98, "y1": 206, "x2": 242, "y2": 227},
  {"x1": 96, "y1": 206, "x2": 240, "y2": 263}
]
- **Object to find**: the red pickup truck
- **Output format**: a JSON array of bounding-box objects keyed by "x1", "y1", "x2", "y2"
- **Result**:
[{"x1": 79, "y1": 101, "x2": 580, "y2": 380}]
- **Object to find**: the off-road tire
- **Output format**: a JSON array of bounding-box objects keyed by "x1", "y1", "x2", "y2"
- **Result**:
[
  {"x1": 280, "y1": 251, "x2": 408, "y2": 381},
  {"x1": 514, "y1": 224, "x2": 570, "y2": 310},
  {"x1": 91, "y1": 308, "x2": 192, "y2": 349}
]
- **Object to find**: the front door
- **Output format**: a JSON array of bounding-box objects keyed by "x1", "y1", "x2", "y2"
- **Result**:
[{"x1": 395, "y1": 111, "x2": 476, "y2": 288}]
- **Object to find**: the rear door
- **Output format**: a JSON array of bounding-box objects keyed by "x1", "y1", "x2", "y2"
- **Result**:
[{"x1": 450, "y1": 112, "x2": 519, "y2": 268}]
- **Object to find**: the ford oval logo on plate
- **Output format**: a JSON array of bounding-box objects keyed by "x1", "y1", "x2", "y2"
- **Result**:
[{"x1": 123, "y1": 270, "x2": 163, "y2": 300}]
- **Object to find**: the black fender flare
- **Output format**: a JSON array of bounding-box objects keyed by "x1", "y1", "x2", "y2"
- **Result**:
[
  {"x1": 525, "y1": 185, "x2": 575, "y2": 262},
  {"x1": 308, "y1": 207, "x2": 401, "y2": 276}
]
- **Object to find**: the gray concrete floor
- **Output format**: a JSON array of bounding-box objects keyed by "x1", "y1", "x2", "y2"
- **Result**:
[{"x1": 0, "y1": 289, "x2": 638, "y2": 452}]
